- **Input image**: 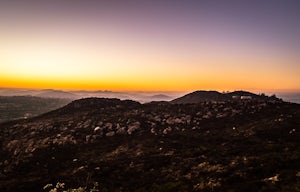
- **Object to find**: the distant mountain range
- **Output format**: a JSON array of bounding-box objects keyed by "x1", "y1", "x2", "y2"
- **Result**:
[
  {"x1": 35, "y1": 90, "x2": 78, "y2": 99},
  {"x1": 0, "y1": 88, "x2": 181, "y2": 103}
]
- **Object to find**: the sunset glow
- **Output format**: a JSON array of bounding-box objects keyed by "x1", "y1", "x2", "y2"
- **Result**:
[{"x1": 1, "y1": 1, "x2": 299, "y2": 92}]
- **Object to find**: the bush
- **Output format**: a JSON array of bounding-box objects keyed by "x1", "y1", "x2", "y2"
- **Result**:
[{"x1": 43, "y1": 182, "x2": 99, "y2": 192}]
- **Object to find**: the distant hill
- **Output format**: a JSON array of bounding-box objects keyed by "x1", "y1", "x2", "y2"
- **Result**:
[
  {"x1": 145, "y1": 94, "x2": 172, "y2": 102},
  {"x1": 36, "y1": 90, "x2": 78, "y2": 99},
  {"x1": 0, "y1": 88, "x2": 42, "y2": 96},
  {"x1": 0, "y1": 96, "x2": 71, "y2": 122},
  {"x1": 171, "y1": 90, "x2": 228, "y2": 104},
  {"x1": 171, "y1": 90, "x2": 279, "y2": 104}
]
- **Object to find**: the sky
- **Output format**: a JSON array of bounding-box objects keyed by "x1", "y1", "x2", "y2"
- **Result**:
[{"x1": 0, "y1": 0, "x2": 299, "y2": 92}]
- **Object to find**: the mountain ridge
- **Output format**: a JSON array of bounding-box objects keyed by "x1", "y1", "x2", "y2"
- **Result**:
[{"x1": 0, "y1": 91, "x2": 299, "y2": 192}]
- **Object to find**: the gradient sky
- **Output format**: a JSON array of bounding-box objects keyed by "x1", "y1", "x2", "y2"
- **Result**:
[{"x1": 0, "y1": 0, "x2": 299, "y2": 92}]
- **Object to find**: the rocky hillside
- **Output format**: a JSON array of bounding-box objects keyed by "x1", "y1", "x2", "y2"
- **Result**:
[{"x1": 0, "y1": 97, "x2": 299, "y2": 192}]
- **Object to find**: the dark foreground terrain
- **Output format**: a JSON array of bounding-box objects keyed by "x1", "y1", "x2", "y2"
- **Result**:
[{"x1": 0, "y1": 93, "x2": 299, "y2": 191}]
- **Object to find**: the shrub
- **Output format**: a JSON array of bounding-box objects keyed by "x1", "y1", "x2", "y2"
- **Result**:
[{"x1": 43, "y1": 182, "x2": 99, "y2": 192}]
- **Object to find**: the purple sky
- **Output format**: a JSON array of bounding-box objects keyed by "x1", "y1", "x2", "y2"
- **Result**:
[{"x1": 0, "y1": 0, "x2": 299, "y2": 91}]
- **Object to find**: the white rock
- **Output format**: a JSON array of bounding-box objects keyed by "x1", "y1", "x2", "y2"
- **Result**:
[{"x1": 94, "y1": 126, "x2": 102, "y2": 132}]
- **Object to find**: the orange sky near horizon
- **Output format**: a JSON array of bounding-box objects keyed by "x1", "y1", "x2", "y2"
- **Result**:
[
  {"x1": 0, "y1": 1, "x2": 299, "y2": 92},
  {"x1": 1, "y1": 34, "x2": 298, "y2": 92}
]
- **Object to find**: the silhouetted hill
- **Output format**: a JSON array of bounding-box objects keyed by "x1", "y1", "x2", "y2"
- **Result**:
[
  {"x1": 171, "y1": 90, "x2": 280, "y2": 104},
  {"x1": 45, "y1": 98, "x2": 141, "y2": 116},
  {"x1": 227, "y1": 91, "x2": 267, "y2": 99},
  {"x1": 171, "y1": 90, "x2": 228, "y2": 104},
  {"x1": 0, "y1": 97, "x2": 299, "y2": 192}
]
